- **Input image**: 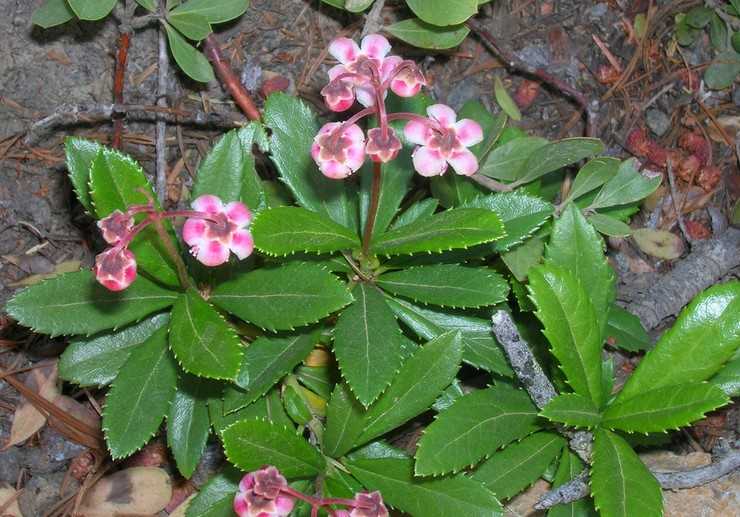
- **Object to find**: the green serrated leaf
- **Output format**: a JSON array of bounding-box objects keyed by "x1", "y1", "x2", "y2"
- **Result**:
[
  {"x1": 385, "y1": 296, "x2": 512, "y2": 376},
  {"x1": 377, "y1": 264, "x2": 509, "y2": 308},
  {"x1": 64, "y1": 137, "x2": 102, "y2": 214},
  {"x1": 167, "y1": 10, "x2": 211, "y2": 40},
  {"x1": 68, "y1": 0, "x2": 116, "y2": 20},
  {"x1": 591, "y1": 429, "x2": 662, "y2": 517},
  {"x1": 169, "y1": 0, "x2": 249, "y2": 24},
  {"x1": 6, "y1": 271, "x2": 177, "y2": 337},
  {"x1": 264, "y1": 93, "x2": 357, "y2": 229},
  {"x1": 587, "y1": 212, "x2": 632, "y2": 237},
  {"x1": 548, "y1": 449, "x2": 596, "y2": 517},
  {"x1": 324, "y1": 382, "x2": 366, "y2": 458},
  {"x1": 540, "y1": 393, "x2": 602, "y2": 428},
  {"x1": 516, "y1": 138, "x2": 605, "y2": 184},
  {"x1": 185, "y1": 465, "x2": 241, "y2": 517},
  {"x1": 371, "y1": 208, "x2": 505, "y2": 256},
  {"x1": 354, "y1": 332, "x2": 463, "y2": 447},
  {"x1": 501, "y1": 235, "x2": 545, "y2": 282},
  {"x1": 89, "y1": 147, "x2": 179, "y2": 286},
  {"x1": 618, "y1": 281, "x2": 740, "y2": 400},
  {"x1": 222, "y1": 418, "x2": 325, "y2": 477},
  {"x1": 334, "y1": 284, "x2": 404, "y2": 406},
  {"x1": 710, "y1": 347, "x2": 740, "y2": 397},
  {"x1": 390, "y1": 199, "x2": 438, "y2": 230},
  {"x1": 211, "y1": 262, "x2": 353, "y2": 331},
  {"x1": 210, "y1": 388, "x2": 290, "y2": 436},
  {"x1": 589, "y1": 158, "x2": 661, "y2": 210},
  {"x1": 602, "y1": 383, "x2": 729, "y2": 432},
  {"x1": 479, "y1": 137, "x2": 549, "y2": 181},
  {"x1": 32, "y1": 0, "x2": 75, "y2": 31},
  {"x1": 472, "y1": 431, "x2": 565, "y2": 500},
  {"x1": 296, "y1": 365, "x2": 333, "y2": 400},
  {"x1": 103, "y1": 325, "x2": 178, "y2": 459},
  {"x1": 386, "y1": 18, "x2": 469, "y2": 49},
  {"x1": 546, "y1": 203, "x2": 616, "y2": 335},
  {"x1": 565, "y1": 156, "x2": 620, "y2": 204},
  {"x1": 406, "y1": 0, "x2": 478, "y2": 26},
  {"x1": 168, "y1": 374, "x2": 213, "y2": 478},
  {"x1": 605, "y1": 306, "x2": 650, "y2": 352},
  {"x1": 223, "y1": 329, "x2": 318, "y2": 414},
  {"x1": 169, "y1": 289, "x2": 243, "y2": 380},
  {"x1": 414, "y1": 384, "x2": 539, "y2": 475},
  {"x1": 528, "y1": 265, "x2": 604, "y2": 407},
  {"x1": 494, "y1": 76, "x2": 522, "y2": 121},
  {"x1": 60, "y1": 313, "x2": 169, "y2": 386},
  {"x1": 164, "y1": 22, "x2": 215, "y2": 83},
  {"x1": 252, "y1": 206, "x2": 359, "y2": 255},
  {"x1": 346, "y1": 457, "x2": 503, "y2": 517}
]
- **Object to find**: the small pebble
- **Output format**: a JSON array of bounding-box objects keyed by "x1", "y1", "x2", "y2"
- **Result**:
[
  {"x1": 589, "y1": 3, "x2": 608, "y2": 18},
  {"x1": 645, "y1": 108, "x2": 671, "y2": 137}
]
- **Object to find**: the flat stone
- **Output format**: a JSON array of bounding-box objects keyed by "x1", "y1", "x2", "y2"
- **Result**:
[
  {"x1": 504, "y1": 479, "x2": 549, "y2": 516},
  {"x1": 640, "y1": 450, "x2": 712, "y2": 471},
  {"x1": 646, "y1": 108, "x2": 671, "y2": 137}
]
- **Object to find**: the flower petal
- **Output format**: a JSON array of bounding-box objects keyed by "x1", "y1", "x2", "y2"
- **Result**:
[
  {"x1": 329, "y1": 37, "x2": 360, "y2": 65},
  {"x1": 404, "y1": 119, "x2": 432, "y2": 146},
  {"x1": 230, "y1": 229, "x2": 254, "y2": 260},
  {"x1": 275, "y1": 496, "x2": 295, "y2": 516},
  {"x1": 233, "y1": 493, "x2": 249, "y2": 517},
  {"x1": 328, "y1": 64, "x2": 350, "y2": 81},
  {"x1": 225, "y1": 202, "x2": 252, "y2": 227},
  {"x1": 355, "y1": 85, "x2": 377, "y2": 108},
  {"x1": 454, "y1": 119, "x2": 484, "y2": 147},
  {"x1": 447, "y1": 148, "x2": 479, "y2": 176},
  {"x1": 427, "y1": 104, "x2": 457, "y2": 128},
  {"x1": 191, "y1": 194, "x2": 224, "y2": 214},
  {"x1": 182, "y1": 218, "x2": 208, "y2": 247},
  {"x1": 380, "y1": 55, "x2": 402, "y2": 82},
  {"x1": 195, "y1": 239, "x2": 230, "y2": 267},
  {"x1": 412, "y1": 146, "x2": 448, "y2": 177},
  {"x1": 320, "y1": 160, "x2": 352, "y2": 179},
  {"x1": 361, "y1": 34, "x2": 391, "y2": 60}
]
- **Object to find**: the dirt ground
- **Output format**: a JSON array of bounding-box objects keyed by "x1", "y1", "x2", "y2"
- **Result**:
[{"x1": 1, "y1": 0, "x2": 738, "y2": 515}]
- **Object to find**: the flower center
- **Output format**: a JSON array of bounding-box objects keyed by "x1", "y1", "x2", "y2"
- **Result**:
[
  {"x1": 428, "y1": 129, "x2": 460, "y2": 156},
  {"x1": 205, "y1": 213, "x2": 236, "y2": 242}
]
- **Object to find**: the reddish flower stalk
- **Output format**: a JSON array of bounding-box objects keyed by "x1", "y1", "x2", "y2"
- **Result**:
[{"x1": 112, "y1": 31, "x2": 131, "y2": 148}]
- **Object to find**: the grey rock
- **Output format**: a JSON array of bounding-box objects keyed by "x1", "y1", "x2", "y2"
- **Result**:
[
  {"x1": 646, "y1": 108, "x2": 671, "y2": 137},
  {"x1": 19, "y1": 471, "x2": 77, "y2": 517},
  {"x1": 733, "y1": 87, "x2": 740, "y2": 106},
  {"x1": 590, "y1": 3, "x2": 608, "y2": 18},
  {"x1": 515, "y1": 45, "x2": 551, "y2": 70},
  {"x1": 0, "y1": 447, "x2": 22, "y2": 485}
]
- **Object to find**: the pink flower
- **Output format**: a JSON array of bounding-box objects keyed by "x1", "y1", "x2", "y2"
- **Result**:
[
  {"x1": 182, "y1": 195, "x2": 253, "y2": 267},
  {"x1": 233, "y1": 467, "x2": 295, "y2": 517},
  {"x1": 97, "y1": 210, "x2": 134, "y2": 245},
  {"x1": 344, "y1": 492, "x2": 389, "y2": 517},
  {"x1": 365, "y1": 127, "x2": 402, "y2": 163},
  {"x1": 94, "y1": 247, "x2": 137, "y2": 292},
  {"x1": 381, "y1": 56, "x2": 425, "y2": 98},
  {"x1": 311, "y1": 122, "x2": 366, "y2": 179},
  {"x1": 404, "y1": 104, "x2": 483, "y2": 177}
]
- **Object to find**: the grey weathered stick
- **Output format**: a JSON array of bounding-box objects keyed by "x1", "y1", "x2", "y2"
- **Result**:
[
  {"x1": 155, "y1": 8, "x2": 168, "y2": 204},
  {"x1": 361, "y1": 0, "x2": 385, "y2": 38}
]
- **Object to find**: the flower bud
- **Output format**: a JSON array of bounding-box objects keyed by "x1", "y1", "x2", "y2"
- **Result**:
[{"x1": 94, "y1": 247, "x2": 137, "y2": 291}]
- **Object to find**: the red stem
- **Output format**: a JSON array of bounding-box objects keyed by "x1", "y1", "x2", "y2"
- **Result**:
[
  {"x1": 203, "y1": 34, "x2": 261, "y2": 121},
  {"x1": 112, "y1": 32, "x2": 131, "y2": 148},
  {"x1": 362, "y1": 161, "x2": 382, "y2": 257}
]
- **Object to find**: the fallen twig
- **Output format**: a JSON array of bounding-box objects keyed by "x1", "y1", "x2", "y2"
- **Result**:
[
  {"x1": 203, "y1": 34, "x2": 261, "y2": 121},
  {"x1": 156, "y1": 7, "x2": 168, "y2": 203},
  {"x1": 361, "y1": 0, "x2": 385, "y2": 38}
]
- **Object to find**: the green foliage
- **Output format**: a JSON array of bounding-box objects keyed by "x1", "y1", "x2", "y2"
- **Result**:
[
  {"x1": 67, "y1": 0, "x2": 117, "y2": 20},
  {"x1": 324, "y1": 382, "x2": 366, "y2": 458},
  {"x1": 167, "y1": 10, "x2": 212, "y2": 40},
  {"x1": 540, "y1": 393, "x2": 602, "y2": 428},
  {"x1": 564, "y1": 157, "x2": 620, "y2": 204},
  {"x1": 32, "y1": 0, "x2": 75, "y2": 28},
  {"x1": 405, "y1": 0, "x2": 478, "y2": 26},
  {"x1": 185, "y1": 465, "x2": 242, "y2": 517},
  {"x1": 516, "y1": 138, "x2": 605, "y2": 185},
  {"x1": 548, "y1": 449, "x2": 596, "y2": 517},
  {"x1": 386, "y1": 19, "x2": 469, "y2": 49},
  {"x1": 589, "y1": 158, "x2": 661, "y2": 210},
  {"x1": 587, "y1": 212, "x2": 632, "y2": 237},
  {"x1": 705, "y1": 50, "x2": 740, "y2": 89},
  {"x1": 64, "y1": 137, "x2": 101, "y2": 215},
  {"x1": 169, "y1": 0, "x2": 249, "y2": 24},
  {"x1": 605, "y1": 306, "x2": 650, "y2": 352},
  {"x1": 494, "y1": 76, "x2": 522, "y2": 121},
  {"x1": 164, "y1": 22, "x2": 215, "y2": 82},
  {"x1": 479, "y1": 137, "x2": 549, "y2": 181},
  {"x1": 711, "y1": 348, "x2": 740, "y2": 397},
  {"x1": 168, "y1": 374, "x2": 213, "y2": 478}
]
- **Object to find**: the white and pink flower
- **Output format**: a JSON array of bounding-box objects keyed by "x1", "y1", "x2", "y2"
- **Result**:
[
  {"x1": 233, "y1": 467, "x2": 294, "y2": 517},
  {"x1": 93, "y1": 247, "x2": 137, "y2": 292},
  {"x1": 404, "y1": 104, "x2": 483, "y2": 177},
  {"x1": 182, "y1": 195, "x2": 254, "y2": 267},
  {"x1": 311, "y1": 122, "x2": 366, "y2": 179},
  {"x1": 365, "y1": 127, "x2": 402, "y2": 163},
  {"x1": 334, "y1": 492, "x2": 389, "y2": 517}
]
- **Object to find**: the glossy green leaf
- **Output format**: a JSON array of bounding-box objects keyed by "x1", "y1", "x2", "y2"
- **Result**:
[
  {"x1": 164, "y1": 22, "x2": 215, "y2": 83},
  {"x1": 167, "y1": 11, "x2": 211, "y2": 40},
  {"x1": 464, "y1": 191, "x2": 554, "y2": 252},
  {"x1": 548, "y1": 449, "x2": 596, "y2": 517},
  {"x1": 68, "y1": 0, "x2": 116, "y2": 20},
  {"x1": 493, "y1": 76, "x2": 522, "y2": 121},
  {"x1": 430, "y1": 172, "x2": 487, "y2": 209},
  {"x1": 406, "y1": 0, "x2": 478, "y2": 26},
  {"x1": 517, "y1": 137, "x2": 604, "y2": 184},
  {"x1": 222, "y1": 418, "x2": 325, "y2": 477},
  {"x1": 6, "y1": 271, "x2": 177, "y2": 337},
  {"x1": 169, "y1": 289, "x2": 243, "y2": 380},
  {"x1": 169, "y1": 0, "x2": 249, "y2": 23},
  {"x1": 345, "y1": 0, "x2": 374, "y2": 12},
  {"x1": 414, "y1": 385, "x2": 540, "y2": 475},
  {"x1": 546, "y1": 203, "x2": 616, "y2": 334},
  {"x1": 390, "y1": 199, "x2": 438, "y2": 230},
  {"x1": 210, "y1": 388, "x2": 291, "y2": 436},
  {"x1": 264, "y1": 93, "x2": 356, "y2": 229},
  {"x1": 386, "y1": 18, "x2": 469, "y2": 49},
  {"x1": 355, "y1": 332, "x2": 463, "y2": 446},
  {"x1": 386, "y1": 296, "x2": 512, "y2": 376},
  {"x1": 324, "y1": 382, "x2": 366, "y2": 458},
  {"x1": 223, "y1": 330, "x2": 318, "y2": 413},
  {"x1": 591, "y1": 429, "x2": 662, "y2": 517},
  {"x1": 346, "y1": 457, "x2": 503, "y2": 517},
  {"x1": 334, "y1": 283, "x2": 404, "y2": 406},
  {"x1": 472, "y1": 431, "x2": 565, "y2": 500},
  {"x1": 539, "y1": 393, "x2": 602, "y2": 428},
  {"x1": 60, "y1": 313, "x2": 169, "y2": 386},
  {"x1": 168, "y1": 374, "x2": 212, "y2": 478},
  {"x1": 102, "y1": 326, "x2": 178, "y2": 459},
  {"x1": 565, "y1": 156, "x2": 620, "y2": 203},
  {"x1": 89, "y1": 148, "x2": 180, "y2": 286},
  {"x1": 296, "y1": 365, "x2": 333, "y2": 400},
  {"x1": 377, "y1": 264, "x2": 508, "y2": 308},
  {"x1": 371, "y1": 208, "x2": 505, "y2": 256},
  {"x1": 605, "y1": 306, "x2": 650, "y2": 352},
  {"x1": 252, "y1": 206, "x2": 359, "y2": 255},
  {"x1": 211, "y1": 262, "x2": 353, "y2": 331},
  {"x1": 617, "y1": 281, "x2": 740, "y2": 400},
  {"x1": 602, "y1": 383, "x2": 729, "y2": 433},
  {"x1": 501, "y1": 235, "x2": 544, "y2": 281},
  {"x1": 711, "y1": 347, "x2": 740, "y2": 397},
  {"x1": 587, "y1": 212, "x2": 632, "y2": 237},
  {"x1": 64, "y1": 137, "x2": 102, "y2": 214},
  {"x1": 32, "y1": 0, "x2": 74, "y2": 29},
  {"x1": 185, "y1": 465, "x2": 241, "y2": 517},
  {"x1": 528, "y1": 265, "x2": 604, "y2": 407},
  {"x1": 479, "y1": 137, "x2": 549, "y2": 181},
  {"x1": 191, "y1": 124, "x2": 265, "y2": 209},
  {"x1": 589, "y1": 158, "x2": 661, "y2": 210}
]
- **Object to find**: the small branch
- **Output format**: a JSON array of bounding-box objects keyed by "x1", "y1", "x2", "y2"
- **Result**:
[
  {"x1": 112, "y1": 31, "x2": 131, "y2": 149},
  {"x1": 466, "y1": 18, "x2": 597, "y2": 137},
  {"x1": 203, "y1": 34, "x2": 261, "y2": 121},
  {"x1": 469, "y1": 173, "x2": 513, "y2": 192},
  {"x1": 156, "y1": 13, "x2": 168, "y2": 203},
  {"x1": 130, "y1": 13, "x2": 159, "y2": 30},
  {"x1": 361, "y1": 0, "x2": 385, "y2": 38}
]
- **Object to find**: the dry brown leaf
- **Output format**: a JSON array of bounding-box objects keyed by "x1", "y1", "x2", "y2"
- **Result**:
[
  {"x1": 7, "y1": 362, "x2": 60, "y2": 447},
  {"x1": 706, "y1": 115, "x2": 740, "y2": 143},
  {"x1": 76, "y1": 467, "x2": 172, "y2": 517},
  {"x1": 633, "y1": 228, "x2": 684, "y2": 260},
  {"x1": 0, "y1": 486, "x2": 22, "y2": 517},
  {"x1": 9, "y1": 260, "x2": 81, "y2": 287}
]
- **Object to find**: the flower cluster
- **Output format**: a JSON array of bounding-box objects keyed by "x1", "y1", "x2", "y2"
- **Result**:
[
  {"x1": 312, "y1": 34, "x2": 483, "y2": 179},
  {"x1": 233, "y1": 467, "x2": 389, "y2": 517},
  {"x1": 93, "y1": 195, "x2": 253, "y2": 291}
]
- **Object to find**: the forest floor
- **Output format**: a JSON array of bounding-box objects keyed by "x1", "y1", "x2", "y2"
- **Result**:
[{"x1": 0, "y1": 0, "x2": 738, "y2": 515}]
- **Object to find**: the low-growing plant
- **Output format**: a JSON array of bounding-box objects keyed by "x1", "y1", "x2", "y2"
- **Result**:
[{"x1": 7, "y1": 29, "x2": 740, "y2": 517}]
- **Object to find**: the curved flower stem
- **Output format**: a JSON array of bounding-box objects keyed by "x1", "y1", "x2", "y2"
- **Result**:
[
  {"x1": 386, "y1": 112, "x2": 442, "y2": 132},
  {"x1": 150, "y1": 216, "x2": 192, "y2": 290},
  {"x1": 362, "y1": 161, "x2": 382, "y2": 258}
]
